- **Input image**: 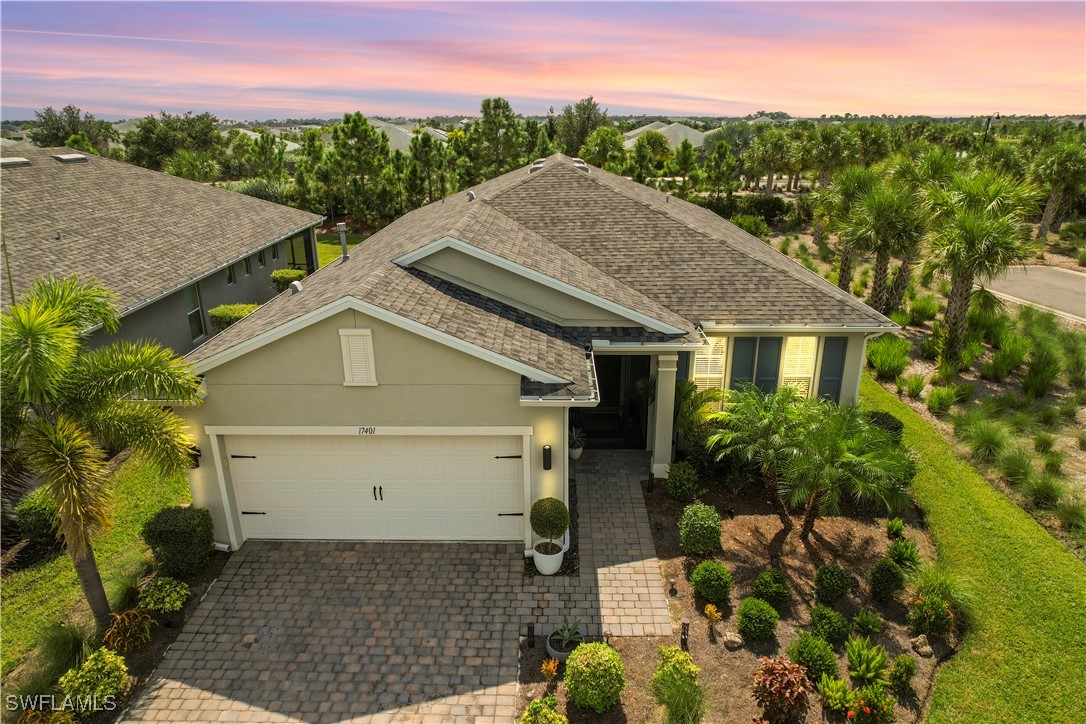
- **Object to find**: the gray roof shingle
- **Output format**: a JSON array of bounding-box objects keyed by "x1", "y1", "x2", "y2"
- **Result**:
[{"x1": 0, "y1": 147, "x2": 323, "y2": 313}]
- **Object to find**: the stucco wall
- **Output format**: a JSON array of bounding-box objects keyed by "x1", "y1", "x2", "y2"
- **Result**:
[{"x1": 182, "y1": 308, "x2": 565, "y2": 546}]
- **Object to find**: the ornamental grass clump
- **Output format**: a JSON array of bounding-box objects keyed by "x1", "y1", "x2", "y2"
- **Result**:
[
  {"x1": 866, "y1": 335, "x2": 911, "y2": 381},
  {"x1": 1023, "y1": 473, "x2": 1065, "y2": 510},
  {"x1": 925, "y1": 386, "x2": 957, "y2": 416},
  {"x1": 997, "y1": 444, "x2": 1034, "y2": 486},
  {"x1": 651, "y1": 646, "x2": 705, "y2": 724},
  {"x1": 959, "y1": 419, "x2": 1009, "y2": 461}
]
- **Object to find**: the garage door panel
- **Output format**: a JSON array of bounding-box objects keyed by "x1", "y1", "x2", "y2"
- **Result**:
[{"x1": 229, "y1": 434, "x2": 524, "y2": 542}]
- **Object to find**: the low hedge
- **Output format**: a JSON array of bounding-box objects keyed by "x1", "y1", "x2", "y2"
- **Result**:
[
  {"x1": 207, "y1": 303, "x2": 259, "y2": 332},
  {"x1": 271, "y1": 268, "x2": 306, "y2": 291}
]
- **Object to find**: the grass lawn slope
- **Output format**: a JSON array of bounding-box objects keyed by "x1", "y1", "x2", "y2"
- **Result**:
[
  {"x1": 861, "y1": 374, "x2": 1086, "y2": 722},
  {"x1": 1, "y1": 456, "x2": 189, "y2": 678}
]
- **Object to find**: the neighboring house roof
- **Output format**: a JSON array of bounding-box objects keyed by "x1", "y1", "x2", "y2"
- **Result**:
[
  {"x1": 221, "y1": 129, "x2": 301, "y2": 153},
  {"x1": 112, "y1": 119, "x2": 143, "y2": 134},
  {"x1": 0, "y1": 147, "x2": 323, "y2": 315},
  {"x1": 187, "y1": 154, "x2": 891, "y2": 400},
  {"x1": 369, "y1": 119, "x2": 447, "y2": 152},
  {"x1": 623, "y1": 122, "x2": 707, "y2": 150}
]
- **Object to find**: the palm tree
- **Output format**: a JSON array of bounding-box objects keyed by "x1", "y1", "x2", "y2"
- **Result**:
[
  {"x1": 840, "y1": 183, "x2": 925, "y2": 313},
  {"x1": 707, "y1": 385, "x2": 814, "y2": 532},
  {"x1": 782, "y1": 404, "x2": 912, "y2": 540},
  {"x1": 1, "y1": 276, "x2": 202, "y2": 630},
  {"x1": 925, "y1": 171, "x2": 1039, "y2": 362},
  {"x1": 1031, "y1": 142, "x2": 1086, "y2": 241},
  {"x1": 674, "y1": 380, "x2": 723, "y2": 437},
  {"x1": 751, "y1": 129, "x2": 791, "y2": 193},
  {"x1": 816, "y1": 166, "x2": 880, "y2": 291}
]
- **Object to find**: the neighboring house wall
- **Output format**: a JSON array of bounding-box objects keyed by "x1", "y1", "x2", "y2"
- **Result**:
[{"x1": 182, "y1": 309, "x2": 565, "y2": 546}]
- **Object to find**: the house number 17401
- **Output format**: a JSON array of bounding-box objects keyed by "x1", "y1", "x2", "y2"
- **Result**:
[{"x1": 357, "y1": 427, "x2": 377, "y2": 435}]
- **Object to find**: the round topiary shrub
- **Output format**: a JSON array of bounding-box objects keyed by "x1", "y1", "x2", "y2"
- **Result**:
[
  {"x1": 520, "y1": 695, "x2": 567, "y2": 724},
  {"x1": 564, "y1": 642, "x2": 626, "y2": 714},
  {"x1": 751, "y1": 568, "x2": 790, "y2": 610},
  {"x1": 737, "y1": 597, "x2": 778, "y2": 642},
  {"x1": 14, "y1": 487, "x2": 59, "y2": 549},
  {"x1": 530, "y1": 497, "x2": 570, "y2": 550},
  {"x1": 678, "y1": 502, "x2": 722, "y2": 556},
  {"x1": 811, "y1": 605, "x2": 850, "y2": 646},
  {"x1": 271, "y1": 267, "x2": 306, "y2": 291},
  {"x1": 888, "y1": 654, "x2": 917, "y2": 696},
  {"x1": 665, "y1": 461, "x2": 705, "y2": 502},
  {"x1": 689, "y1": 560, "x2": 733, "y2": 605},
  {"x1": 869, "y1": 557, "x2": 905, "y2": 603},
  {"x1": 141, "y1": 507, "x2": 215, "y2": 578},
  {"x1": 787, "y1": 632, "x2": 838, "y2": 683},
  {"x1": 57, "y1": 648, "x2": 128, "y2": 715},
  {"x1": 814, "y1": 565, "x2": 853, "y2": 606}
]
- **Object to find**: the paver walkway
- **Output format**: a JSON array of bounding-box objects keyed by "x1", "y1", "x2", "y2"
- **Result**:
[{"x1": 123, "y1": 451, "x2": 670, "y2": 723}]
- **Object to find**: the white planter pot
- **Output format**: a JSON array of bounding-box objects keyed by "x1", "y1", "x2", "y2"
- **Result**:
[
  {"x1": 532, "y1": 531, "x2": 570, "y2": 576},
  {"x1": 546, "y1": 633, "x2": 579, "y2": 661},
  {"x1": 569, "y1": 446, "x2": 584, "y2": 461}
]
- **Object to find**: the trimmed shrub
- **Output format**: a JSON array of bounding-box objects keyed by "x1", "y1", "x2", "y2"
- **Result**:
[
  {"x1": 139, "y1": 577, "x2": 191, "y2": 613},
  {"x1": 811, "y1": 605, "x2": 850, "y2": 646},
  {"x1": 521, "y1": 695, "x2": 567, "y2": 724},
  {"x1": 530, "y1": 497, "x2": 570, "y2": 544},
  {"x1": 564, "y1": 642, "x2": 626, "y2": 714},
  {"x1": 888, "y1": 539, "x2": 921, "y2": 570},
  {"x1": 751, "y1": 568, "x2": 790, "y2": 610},
  {"x1": 814, "y1": 565, "x2": 853, "y2": 606},
  {"x1": 907, "y1": 593, "x2": 956, "y2": 638},
  {"x1": 1022, "y1": 347, "x2": 1062, "y2": 398},
  {"x1": 866, "y1": 335, "x2": 911, "y2": 380},
  {"x1": 689, "y1": 561, "x2": 733, "y2": 606},
  {"x1": 845, "y1": 636, "x2": 889, "y2": 687},
  {"x1": 869, "y1": 558, "x2": 905, "y2": 603},
  {"x1": 787, "y1": 633, "x2": 837, "y2": 683},
  {"x1": 926, "y1": 386, "x2": 957, "y2": 415},
  {"x1": 14, "y1": 487, "x2": 59, "y2": 548},
  {"x1": 737, "y1": 597, "x2": 778, "y2": 642},
  {"x1": 817, "y1": 674, "x2": 852, "y2": 714},
  {"x1": 960, "y1": 420, "x2": 1009, "y2": 461},
  {"x1": 207, "y1": 303, "x2": 259, "y2": 332},
  {"x1": 865, "y1": 411, "x2": 904, "y2": 444},
  {"x1": 102, "y1": 609, "x2": 155, "y2": 653},
  {"x1": 666, "y1": 461, "x2": 705, "y2": 502},
  {"x1": 271, "y1": 267, "x2": 306, "y2": 292},
  {"x1": 889, "y1": 654, "x2": 918, "y2": 696},
  {"x1": 679, "y1": 503, "x2": 722, "y2": 556},
  {"x1": 901, "y1": 374, "x2": 926, "y2": 399},
  {"x1": 57, "y1": 648, "x2": 127, "y2": 714},
  {"x1": 651, "y1": 646, "x2": 705, "y2": 724},
  {"x1": 751, "y1": 657, "x2": 812, "y2": 724},
  {"x1": 848, "y1": 683, "x2": 897, "y2": 724},
  {"x1": 731, "y1": 214, "x2": 771, "y2": 240},
  {"x1": 852, "y1": 609, "x2": 883, "y2": 636},
  {"x1": 141, "y1": 506, "x2": 215, "y2": 578}
]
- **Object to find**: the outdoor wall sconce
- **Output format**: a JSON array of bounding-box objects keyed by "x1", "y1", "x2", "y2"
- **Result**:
[{"x1": 542, "y1": 445, "x2": 552, "y2": 470}]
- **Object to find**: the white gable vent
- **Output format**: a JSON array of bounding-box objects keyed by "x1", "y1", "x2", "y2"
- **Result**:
[
  {"x1": 339, "y1": 329, "x2": 377, "y2": 386},
  {"x1": 0, "y1": 157, "x2": 31, "y2": 168},
  {"x1": 52, "y1": 153, "x2": 88, "y2": 164}
]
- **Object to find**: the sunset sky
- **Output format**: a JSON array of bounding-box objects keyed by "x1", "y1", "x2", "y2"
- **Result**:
[{"x1": 1, "y1": 1, "x2": 1083, "y2": 121}]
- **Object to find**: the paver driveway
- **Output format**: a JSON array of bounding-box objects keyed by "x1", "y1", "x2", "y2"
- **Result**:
[{"x1": 124, "y1": 451, "x2": 670, "y2": 723}]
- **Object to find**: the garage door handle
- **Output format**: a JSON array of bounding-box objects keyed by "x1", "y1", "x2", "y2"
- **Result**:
[
  {"x1": 494, "y1": 455, "x2": 522, "y2": 459},
  {"x1": 497, "y1": 512, "x2": 524, "y2": 517},
  {"x1": 379, "y1": 485, "x2": 383, "y2": 501},
  {"x1": 241, "y1": 511, "x2": 266, "y2": 515},
  {"x1": 373, "y1": 485, "x2": 377, "y2": 501},
  {"x1": 231, "y1": 455, "x2": 256, "y2": 459}
]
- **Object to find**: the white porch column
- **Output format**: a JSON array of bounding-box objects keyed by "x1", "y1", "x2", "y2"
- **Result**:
[{"x1": 651, "y1": 353, "x2": 679, "y2": 478}]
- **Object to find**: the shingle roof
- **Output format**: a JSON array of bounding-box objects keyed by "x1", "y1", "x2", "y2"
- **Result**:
[
  {"x1": 0, "y1": 147, "x2": 323, "y2": 314},
  {"x1": 187, "y1": 154, "x2": 890, "y2": 394}
]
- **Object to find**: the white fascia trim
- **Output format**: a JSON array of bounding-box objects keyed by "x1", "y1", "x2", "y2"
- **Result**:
[
  {"x1": 206, "y1": 425, "x2": 534, "y2": 436},
  {"x1": 591, "y1": 340, "x2": 710, "y2": 353},
  {"x1": 520, "y1": 398, "x2": 600, "y2": 407},
  {"x1": 191, "y1": 296, "x2": 569, "y2": 384},
  {"x1": 700, "y1": 322, "x2": 899, "y2": 333},
  {"x1": 395, "y1": 236, "x2": 687, "y2": 335}
]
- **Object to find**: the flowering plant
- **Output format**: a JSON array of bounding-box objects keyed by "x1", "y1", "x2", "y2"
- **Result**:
[
  {"x1": 704, "y1": 604, "x2": 722, "y2": 627},
  {"x1": 906, "y1": 594, "x2": 955, "y2": 637},
  {"x1": 846, "y1": 683, "x2": 896, "y2": 723},
  {"x1": 541, "y1": 658, "x2": 559, "y2": 682}
]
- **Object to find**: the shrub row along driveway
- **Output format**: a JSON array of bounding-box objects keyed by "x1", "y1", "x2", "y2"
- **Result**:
[{"x1": 124, "y1": 451, "x2": 671, "y2": 723}]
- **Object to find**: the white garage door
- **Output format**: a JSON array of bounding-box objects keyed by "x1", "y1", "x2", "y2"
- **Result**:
[{"x1": 226, "y1": 435, "x2": 525, "y2": 541}]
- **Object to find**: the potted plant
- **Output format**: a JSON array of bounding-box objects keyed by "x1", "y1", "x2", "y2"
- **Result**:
[
  {"x1": 569, "y1": 427, "x2": 587, "y2": 460},
  {"x1": 530, "y1": 496, "x2": 570, "y2": 575},
  {"x1": 546, "y1": 616, "x2": 584, "y2": 661}
]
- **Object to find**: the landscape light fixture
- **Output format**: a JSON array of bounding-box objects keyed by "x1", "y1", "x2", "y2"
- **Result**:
[
  {"x1": 680, "y1": 620, "x2": 690, "y2": 651},
  {"x1": 770, "y1": 553, "x2": 780, "y2": 567},
  {"x1": 668, "y1": 578, "x2": 678, "y2": 597}
]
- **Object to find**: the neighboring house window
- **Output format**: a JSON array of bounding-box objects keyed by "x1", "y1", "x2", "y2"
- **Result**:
[
  {"x1": 692, "y1": 338, "x2": 727, "y2": 408},
  {"x1": 258, "y1": 249, "x2": 266, "y2": 267},
  {"x1": 226, "y1": 264, "x2": 236, "y2": 285},
  {"x1": 183, "y1": 285, "x2": 205, "y2": 341},
  {"x1": 818, "y1": 337, "x2": 849, "y2": 403},
  {"x1": 271, "y1": 243, "x2": 280, "y2": 261},
  {"x1": 781, "y1": 336, "x2": 818, "y2": 398},
  {"x1": 730, "y1": 337, "x2": 782, "y2": 394},
  {"x1": 339, "y1": 329, "x2": 377, "y2": 386},
  {"x1": 287, "y1": 234, "x2": 306, "y2": 269},
  {"x1": 243, "y1": 257, "x2": 252, "y2": 276}
]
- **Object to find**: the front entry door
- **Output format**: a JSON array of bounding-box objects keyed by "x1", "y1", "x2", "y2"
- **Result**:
[{"x1": 580, "y1": 356, "x2": 650, "y2": 449}]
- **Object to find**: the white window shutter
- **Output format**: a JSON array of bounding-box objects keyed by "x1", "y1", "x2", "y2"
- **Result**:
[
  {"x1": 693, "y1": 338, "x2": 726, "y2": 378},
  {"x1": 339, "y1": 329, "x2": 377, "y2": 386},
  {"x1": 781, "y1": 336, "x2": 818, "y2": 398}
]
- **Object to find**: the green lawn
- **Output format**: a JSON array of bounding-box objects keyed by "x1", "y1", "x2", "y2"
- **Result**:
[
  {"x1": 861, "y1": 375, "x2": 1086, "y2": 722},
  {"x1": 316, "y1": 232, "x2": 366, "y2": 268},
  {"x1": 0, "y1": 457, "x2": 189, "y2": 679}
]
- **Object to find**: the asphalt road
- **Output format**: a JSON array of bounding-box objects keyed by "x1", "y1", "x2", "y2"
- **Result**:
[{"x1": 986, "y1": 266, "x2": 1086, "y2": 322}]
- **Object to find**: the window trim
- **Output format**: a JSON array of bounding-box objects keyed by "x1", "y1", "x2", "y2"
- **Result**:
[
  {"x1": 183, "y1": 284, "x2": 206, "y2": 342},
  {"x1": 226, "y1": 264, "x2": 236, "y2": 285},
  {"x1": 271, "y1": 243, "x2": 280, "y2": 261},
  {"x1": 243, "y1": 257, "x2": 252, "y2": 276},
  {"x1": 339, "y1": 329, "x2": 378, "y2": 386},
  {"x1": 258, "y1": 249, "x2": 266, "y2": 267}
]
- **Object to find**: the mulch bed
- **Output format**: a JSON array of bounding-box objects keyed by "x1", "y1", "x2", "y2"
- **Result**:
[{"x1": 518, "y1": 480, "x2": 951, "y2": 723}]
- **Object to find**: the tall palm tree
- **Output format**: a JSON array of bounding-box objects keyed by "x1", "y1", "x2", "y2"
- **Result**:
[
  {"x1": 925, "y1": 171, "x2": 1039, "y2": 362},
  {"x1": 751, "y1": 129, "x2": 791, "y2": 194},
  {"x1": 707, "y1": 385, "x2": 814, "y2": 532},
  {"x1": 816, "y1": 166, "x2": 880, "y2": 291},
  {"x1": 840, "y1": 183, "x2": 925, "y2": 313},
  {"x1": 1031, "y1": 142, "x2": 1086, "y2": 241},
  {"x1": 2, "y1": 276, "x2": 202, "y2": 630},
  {"x1": 782, "y1": 404, "x2": 912, "y2": 540}
]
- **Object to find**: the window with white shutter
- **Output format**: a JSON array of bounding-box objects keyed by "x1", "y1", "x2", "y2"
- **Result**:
[
  {"x1": 693, "y1": 338, "x2": 727, "y2": 407},
  {"x1": 339, "y1": 329, "x2": 377, "y2": 386},
  {"x1": 781, "y1": 336, "x2": 818, "y2": 398}
]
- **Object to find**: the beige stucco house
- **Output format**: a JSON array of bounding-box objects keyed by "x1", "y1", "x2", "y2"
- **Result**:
[{"x1": 182, "y1": 154, "x2": 894, "y2": 556}]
